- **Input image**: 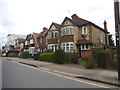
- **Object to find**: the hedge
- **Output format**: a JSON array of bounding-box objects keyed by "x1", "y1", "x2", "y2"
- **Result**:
[
  {"x1": 54, "y1": 49, "x2": 66, "y2": 64},
  {"x1": 21, "y1": 51, "x2": 29, "y2": 59},
  {"x1": 84, "y1": 57, "x2": 96, "y2": 69},
  {"x1": 40, "y1": 53, "x2": 55, "y2": 62},
  {"x1": 34, "y1": 52, "x2": 41, "y2": 60},
  {"x1": 66, "y1": 53, "x2": 79, "y2": 64},
  {"x1": 6, "y1": 50, "x2": 19, "y2": 57}
]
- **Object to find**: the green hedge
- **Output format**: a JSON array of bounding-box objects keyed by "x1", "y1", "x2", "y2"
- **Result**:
[
  {"x1": 66, "y1": 53, "x2": 79, "y2": 64},
  {"x1": 54, "y1": 49, "x2": 66, "y2": 64},
  {"x1": 34, "y1": 52, "x2": 41, "y2": 60},
  {"x1": 92, "y1": 46, "x2": 104, "y2": 59},
  {"x1": 40, "y1": 53, "x2": 55, "y2": 62},
  {"x1": 84, "y1": 57, "x2": 96, "y2": 69},
  {"x1": 21, "y1": 51, "x2": 29, "y2": 59},
  {"x1": 96, "y1": 51, "x2": 107, "y2": 68},
  {"x1": 6, "y1": 50, "x2": 19, "y2": 57},
  {"x1": 45, "y1": 49, "x2": 53, "y2": 53}
]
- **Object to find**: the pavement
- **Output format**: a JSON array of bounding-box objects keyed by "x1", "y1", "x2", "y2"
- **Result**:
[{"x1": 3, "y1": 57, "x2": 120, "y2": 87}]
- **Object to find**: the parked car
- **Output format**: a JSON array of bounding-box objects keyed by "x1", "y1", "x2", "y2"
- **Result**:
[
  {"x1": 2, "y1": 53, "x2": 6, "y2": 57},
  {"x1": 31, "y1": 51, "x2": 38, "y2": 58}
]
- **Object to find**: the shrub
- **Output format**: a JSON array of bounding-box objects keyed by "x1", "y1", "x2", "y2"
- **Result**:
[
  {"x1": 45, "y1": 49, "x2": 53, "y2": 53},
  {"x1": 21, "y1": 51, "x2": 29, "y2": 59},
  {"x1": 96, "y1": 51, "x2": 107, "y2": 68},
  {"x1": 34, "y1": 52, "x2": 41, "y2": 60},
  {"x1": 84, "y1": 57, "x2": 96, "y2": 69},
  {"x1": 71, "y1": 55, "x2": 79, "y2": 64},
  {"x1": 7, "y1": 50, "x2": 19, "y2": 57},
  {"x1": 92, "y1": 46, "x2": 104, "y2": 59},
  {"x1": 79, "y1": 58, "x2": 85, "y2": 64},
  {"x1": 54, "y1": 49, "x2": 66, "y2": 64},
  {"x1": 40, "y1": 53, "x2": 55, "y2": 62}
]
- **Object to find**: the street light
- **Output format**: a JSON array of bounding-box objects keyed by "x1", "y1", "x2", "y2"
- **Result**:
[{"x1": 114, "y1": 0, "x2": 120, "y2": 81}]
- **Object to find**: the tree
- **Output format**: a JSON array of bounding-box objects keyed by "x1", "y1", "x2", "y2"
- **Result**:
[{"x1": 108, "y1": 34, "x2": 115, "y2": 47}]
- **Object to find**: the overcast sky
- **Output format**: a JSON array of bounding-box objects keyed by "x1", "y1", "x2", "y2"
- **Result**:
[{"x1": 0, "y1": 0, "x2": 116, "y2": 47}]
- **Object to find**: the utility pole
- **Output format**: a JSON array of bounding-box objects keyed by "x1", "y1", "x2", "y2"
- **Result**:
[{"x1": 114, "y1": 0, "x2": 120, "y2": 81}]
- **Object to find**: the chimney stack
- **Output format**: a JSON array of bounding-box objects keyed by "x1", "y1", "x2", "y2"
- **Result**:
[
  {"x1": 43, "y1": 27, "x2": 48, "y2": 31},
  {"x1": 104, "y1": 20, "x2": 107, "y2": 31},
  {"x1": 71, "y1": 14, "x2": 79, "y2": 20}
]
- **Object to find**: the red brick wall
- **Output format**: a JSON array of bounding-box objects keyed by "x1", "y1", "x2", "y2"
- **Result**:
[
  {"x1": 47, "y1": 38, "x2": 58, "y2": 44},
  {"x1": 60, "y1": 35, "x2": 74, "y2": 43},
  {"x1": 81, "y1": 50, "x2": 91, "y2": 58}
]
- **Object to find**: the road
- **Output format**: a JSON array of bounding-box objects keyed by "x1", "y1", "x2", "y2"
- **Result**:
[{"x1": 2, "y1": 58, "x2": 117, "y2": 89}]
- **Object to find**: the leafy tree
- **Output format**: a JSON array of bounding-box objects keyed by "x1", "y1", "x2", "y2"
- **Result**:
[{"x1": 108, "y1": 34, "x2": 115, "y2": 47}]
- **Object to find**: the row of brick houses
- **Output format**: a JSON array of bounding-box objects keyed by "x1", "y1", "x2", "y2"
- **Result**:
[{"x1": 11, "y1": 14, "x2": 109, "y2": 58}]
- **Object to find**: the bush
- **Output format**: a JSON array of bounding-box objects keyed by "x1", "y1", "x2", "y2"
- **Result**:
[
  {"x1": 92, "y1": 46, "x2": 104, "y2": 59},
  {"x1": 79, "y1": 58, "x2": 85, "y2": 64},
  {"x1": 40, "y1": 53, "x2": 55, "y2": 62},
  {"x1": 84, "y1": 57, "x2": 96, "y2": 69},
  {"x1": 7, "y1": 50, "x2": 19, "y2": 57},
  {"x1": 45, "y1": 49, "x2": 53, "y2": 53},
  {"x1": 96, "y1": 51, "x2": 107, "y2": 68},
  {"x1": 34, "y1": 52, "x2": 41, "y2": 60},
  {"x1": 54, "y1": 49, "x2": 66, "y2": 64},
  {"x1": 21, "y1": 51, "x2": 29, "y2": 59}
]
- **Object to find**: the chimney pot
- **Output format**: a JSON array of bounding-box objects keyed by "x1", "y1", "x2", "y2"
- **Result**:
[
  {"x1": 43, "y1": 27, "x2": 48, "y2": 31},
  {"x1": 104, "y1": 20, "x2": 107, "y2": 31},
  {"x1": 71, "y1": 14, "x2": 79, "y2": 20}
]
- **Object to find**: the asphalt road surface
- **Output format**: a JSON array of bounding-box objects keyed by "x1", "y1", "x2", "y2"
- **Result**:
[{"x1": 2, "y1": 58, "x2": 117, "y2": 89}]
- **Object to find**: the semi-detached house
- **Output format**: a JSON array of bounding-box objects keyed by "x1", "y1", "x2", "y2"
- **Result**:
[{"x1": 46, "y1": 14, "x2": 109, "y2": 58}]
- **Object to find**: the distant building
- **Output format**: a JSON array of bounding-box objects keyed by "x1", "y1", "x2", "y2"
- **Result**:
[
  {"x1": 14, "y1": 38, "x2": 26, "y2": 51},
  {"x1": 7, "y1": 34, "x2": 26, "y2": 46}
]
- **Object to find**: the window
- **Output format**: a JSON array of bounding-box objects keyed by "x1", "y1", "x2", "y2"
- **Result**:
[
  {"x1": 40, "y1": 38, "x2": 42, "y2": 43},
  {"x1": 82, "y1": 26, "x2": 87, "y2": 34},
  {"x1": 55, "y1": 32, "x2": 58, "y2": 38},
  {"x1": 51, "y1": 32, "x2": 54, "y2": 38},
  {"x1": 61, "y1": 26, "x2": 74, "y2": 36},
  {"x1": 52, "y1": 45, "x2": 54, "y2": 52},
  {"x1": 30, "y1": 39, "x2": 34, "y2": 44},
  {"x1": 61, "y1": 42, "x2": 74, "y2": 52},
  {"x1": 81, "y1": 44, "x2": 90, "y2": 50},
  {"x1": 66, "y1": 43, "x2": 69, "y2": 52},
  {"x1": 47, "y1": 44, "x2": 58, "y2": 52}
]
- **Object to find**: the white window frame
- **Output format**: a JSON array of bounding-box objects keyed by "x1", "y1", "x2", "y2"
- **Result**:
[
  {"x1": 61, "y1": 26, "x2": 74, "y2": 36},
  {"x1": 81, "y1": 44, "x2": 90, "y2": 50},
  {"x1": 47, "y1": 44, "x2": 58, "y2": 52},
  {"x1": 30, "y1": 39, "x2": 34, "y2": 44},
  {"x1": 82, "y1": 26, "x2": 87, "y2": 35},
  {"x1": 61, "y1": 42, "x2": 74, "y2": 52}
]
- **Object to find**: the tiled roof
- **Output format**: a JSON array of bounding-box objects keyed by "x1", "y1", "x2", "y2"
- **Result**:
[
  {"x1": 16, "y1": 38, "x2": 26, "y2": 43},
  {"x1": 63, "y1": 15, "x2": 108, "y2": 33},
  {"x1": 76, "y1": 39, "x2": 92, "y2": 45},
  {"x1": 52, "y1": 22, "x2": 61, "y2": 30},
  {"x1": 33, "y1": 33, "x2": 41, "y2": 48}
]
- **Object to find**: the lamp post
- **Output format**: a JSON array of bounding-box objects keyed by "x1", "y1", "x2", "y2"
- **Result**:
[{"x1": 114, "y1": 0, "x2": 120, "y2": 81}]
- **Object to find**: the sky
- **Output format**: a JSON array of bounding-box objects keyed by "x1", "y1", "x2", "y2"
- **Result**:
[{"x1": 0, "y1": 0, "x2": 116, "y2": 47}]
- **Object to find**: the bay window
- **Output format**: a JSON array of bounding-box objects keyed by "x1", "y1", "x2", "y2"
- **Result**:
[
  {"x1": 61, "y1": 26, "x2": 74, "y2": 36},
  {"x1": 61, "y1": 42, "x2": 74, "y2": 52}
]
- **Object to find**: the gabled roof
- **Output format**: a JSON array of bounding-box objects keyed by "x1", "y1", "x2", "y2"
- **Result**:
[
  {"x1": 38, "y1": 29, "x2": 48, "y2": 39},
  {"x1": 33, "y1": 32, "x2": 41, "y2": 48},
  {"x1": 62, "y1": 15, "x2": 108, "y2": 33},
  {"x1": 48, "y1": 22, "x2": 61, "y2": 31},
  {"x1": 16, "y1": 38, "x2": 26, "y2": 43},
  {"x1": 62, "y1": 17, "x2": 90, "y2": 26},
  {"x1": 52, "y1": 22, "x2": 61, "y2": 30}
]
